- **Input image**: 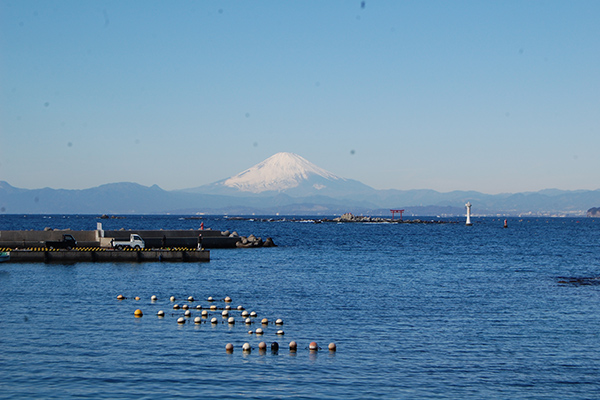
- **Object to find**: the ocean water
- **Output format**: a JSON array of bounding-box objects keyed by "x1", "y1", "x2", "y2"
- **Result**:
[{"x1": 1, "y1": 214, "x2": 599, "y2": 399}]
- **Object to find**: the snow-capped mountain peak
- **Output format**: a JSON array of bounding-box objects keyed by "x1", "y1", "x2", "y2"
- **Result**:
[{"x1": 222, "y1": 152, "x2": 342, "y2": 193}]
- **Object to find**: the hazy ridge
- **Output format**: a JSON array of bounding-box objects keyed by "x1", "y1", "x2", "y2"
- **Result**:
[{"x1": 1, "y1": 153, "x2": 598, "y2": 216}]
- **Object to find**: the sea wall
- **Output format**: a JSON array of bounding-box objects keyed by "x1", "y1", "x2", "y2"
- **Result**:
[
  {"x1": 0, "y1": 229, "x2": 275, "y2": 249},
  {"x1": 5, "y1": 249, "x2": 209, "y2": 263}
]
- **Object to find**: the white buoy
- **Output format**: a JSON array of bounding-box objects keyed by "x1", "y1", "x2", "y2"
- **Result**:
[
  {"x1": 258, "y1": 342, "x2": 267, "y2": 350},
  {"x1": 328, "y1": 343, "x2": 337, "y2": 352},
  {"x1": 255, "y1": 328, "x2": 264, "y2": 335},
  {"x1": 245, "y1": 318, "x2": 252, "y2": 324},
  {"x1": 177, "y1": 317, "x2": 185, "y2": 324},
  {"x1": 225, "y1": 305, "x2": 231, "y2": 310},
  {"x1": 289, "y1": 341, "x2": 297, "y2": 351},
  {"x1": 157, "y1": 310, "x2": 165, "y2": 317},
  {"x1": 173, "y1": 304, "x2": 180, "y2": 310},
  {"x1": 237, "y1": 305, "x2": 244, "y2": 310},
  {"x1": 184, "y1": 310, "x2": 191, "y2": 317},
  {"x1": 275, "y1": 318, "x2": 283, "y2": 325},
  {"x1": 182, "y1": 304, "x2": 189, "y2": 310},
  {"x1": 465, "y1": 202, "x2": 473, "y2": 226},
  {"x1": 242, "y1": 342, "x2": 251, "y2": 352},
  {"x1": 194, "y1": 316, "x2": 202, "y2": 324},
  {"x1": 117, "y1": 294, "x2": 124, "y2": 300},
  {"x1": 241, "y1": 311, "x2": 249, "y2": 318},
  {"x1": 170, "y1": 296, "x2": 176, "y2": 302},
  {"x1": 151, "y1": 295, "x2": 157, "y2": 301},
  {"x1": 188, "y1": 296, "x2": 194, "y2": 302},
  {"x1": 250, "y1": 311, "x2": 257, "y2": 318},
  {"x1": 261, "y1": 318, "x2": 269, "y2": 325},
  {"x1": 224, "y1": 296, "x2": 232, "y2": 303},
  {"x1": 201, "y1": 310, "x2": 208, "y2": 317},
  {"x1": 276, "y1": 330, "x2": 284, "y2": 335},
  {"x1": 222, "y1": 310, "x2": 229, "y2": 317},
  {"x1": 210, "y1": 305, "x2": 217, "y2": 311},
  {"x1": 196, "y1": 305, "x2": 202, "y2": 310},
  {"x1": 226, "y1": 343, "x2": 234, "y2": 353},
  {"x1": 228, "y1": 316, "x2": 235, "y2": 324},
  {"x1": 207, "y1": 296, "x2": 214, "y2": 302},
  {"x1": 211, "y1": 317, "x2": 218, "y2": 324},
  {"x1": 248, "y1": 330, "x2": 253, "y2": 334}
]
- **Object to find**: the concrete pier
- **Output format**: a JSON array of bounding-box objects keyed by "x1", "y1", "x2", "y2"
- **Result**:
[
  {"x1": 3, "y1": 248, "x2": 209, "y2": 263},
  {"x1": 0, "y1": 229, "x2": 243, "y2": 249}
]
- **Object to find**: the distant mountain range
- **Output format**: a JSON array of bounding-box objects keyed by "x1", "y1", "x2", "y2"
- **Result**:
[{"x1": 1, "y1": 152, "x2": 599, "y2": 216}]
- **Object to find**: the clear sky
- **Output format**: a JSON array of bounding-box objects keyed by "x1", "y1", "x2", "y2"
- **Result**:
[{"x1": 1, "y1": 1, "x2": 599, "y2": 194}]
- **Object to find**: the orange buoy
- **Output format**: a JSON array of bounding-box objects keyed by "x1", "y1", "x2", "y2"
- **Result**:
[
  {"x1": 134, "y1": 309, "x2": 143, "y2": 317},
  {"x1": 309, "y1": 342, "x2": 318, "y2": 351}
]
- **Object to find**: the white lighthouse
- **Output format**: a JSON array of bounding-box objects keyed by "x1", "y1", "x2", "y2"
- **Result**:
[{"x1": 465, "y1": 202, "x2": 473, "y2": 226}]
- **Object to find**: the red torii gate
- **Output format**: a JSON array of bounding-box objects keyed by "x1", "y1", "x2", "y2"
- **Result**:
[{"x1": 390, "y1": 209, "x2": 404, "y2": 221}]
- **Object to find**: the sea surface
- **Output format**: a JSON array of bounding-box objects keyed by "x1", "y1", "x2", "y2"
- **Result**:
[{"x1": 1, "y1": 214, "x2": 599, "y2": 399}]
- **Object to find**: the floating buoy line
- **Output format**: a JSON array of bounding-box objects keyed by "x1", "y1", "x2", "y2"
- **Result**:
[{"x1": 119, "y1": 293, "x2": 337, "y2": 355}]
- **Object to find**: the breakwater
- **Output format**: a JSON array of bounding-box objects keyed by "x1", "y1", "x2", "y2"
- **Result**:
[
  {"x1": 0, "y1": 227, "x2": 276, "y2": 249},
  {"x1": 3, "y1": 248, "x2": 209, "y2": 263}
]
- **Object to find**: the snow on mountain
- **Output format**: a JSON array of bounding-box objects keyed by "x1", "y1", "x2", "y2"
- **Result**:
[
  {"x1": 222, "y1": 152, "x2": 342, "y2": 193},
  {"x1": 181, "y1": 152, "x2": 376, "y2": 198}
]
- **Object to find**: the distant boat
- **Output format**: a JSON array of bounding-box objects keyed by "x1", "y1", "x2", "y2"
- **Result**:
[{"x1": 0, "y1": 252, "x2": 9, "y2": 262}]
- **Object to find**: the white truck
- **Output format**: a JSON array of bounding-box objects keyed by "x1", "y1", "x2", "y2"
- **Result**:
[{"x1": 110, "y1": 234, "x2": 145, "y2": 250}]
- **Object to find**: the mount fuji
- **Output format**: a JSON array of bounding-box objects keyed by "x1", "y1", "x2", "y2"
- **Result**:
[{"x1": 183, "y1": 152, "x2": 376, "y2": 198}]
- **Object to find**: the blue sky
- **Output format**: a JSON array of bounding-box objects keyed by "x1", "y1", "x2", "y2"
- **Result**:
[{"x1": 1, "y1": 0, "x2": 599, "y2": 194}]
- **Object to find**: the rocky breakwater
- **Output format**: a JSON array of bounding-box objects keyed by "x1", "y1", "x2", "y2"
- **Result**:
[
  {"x1": 219, "y1": 231, "x2": 276, "y2": 248},
  {"x1": 327, "y1": 212, "x2": 455, "y2": 224}
]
